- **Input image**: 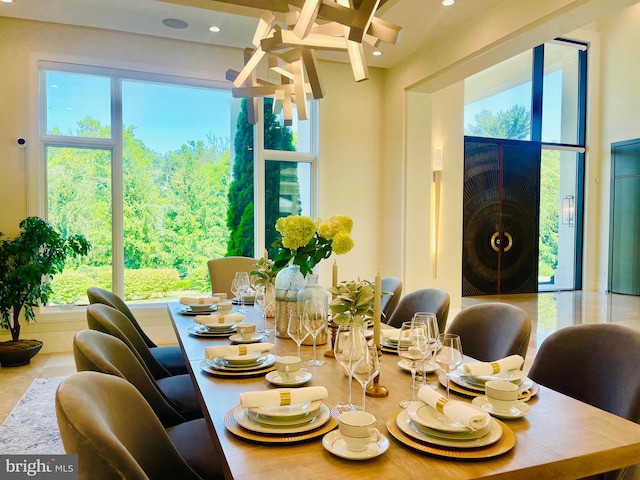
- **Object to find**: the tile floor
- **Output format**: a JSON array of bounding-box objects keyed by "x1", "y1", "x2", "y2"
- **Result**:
[{"x1": 1, "y1": 291, "x2": 638, "y2": 423}]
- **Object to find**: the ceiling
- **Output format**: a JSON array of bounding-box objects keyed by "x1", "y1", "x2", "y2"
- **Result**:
[{"x1": 0, "y1": 0, "x2": 505, "y2": 69}]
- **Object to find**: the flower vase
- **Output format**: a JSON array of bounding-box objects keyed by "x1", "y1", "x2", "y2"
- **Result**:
[
  {"x1": 297, "y1": 274, "x2": 328, "y2": 346},
  {"x1": 274, "y1": 264, "x2": 306, "y2": 338}
]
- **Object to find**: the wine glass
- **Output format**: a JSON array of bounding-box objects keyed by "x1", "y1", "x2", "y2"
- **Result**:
[
  {"x1": 434, "y1": 333, "x2": 463, "y2": 398},
  {"x1": 287, "y1": 311, "x2": 308, "y2": 363},
  {"x1": 301, "y1": 299, "x2": 327, "y2": 366},
  {"x1": 233, "y1": 272, "x2": 250, "y2": 312},
  {"x1": 413, "y1": 312, "x2": 439, "y2": 389},
  {"x1": 254, "y1": 284, "x2": 275, "y2": 335},
  {"x1": 352, "y1": 341, "x2": 380, "y2": 412},
  {"x1": 333, "y1": 324, "x2": 366, "y2": 412},
  {"x1": 397, "y1": 319, "x2": 431, "y2": 408}
]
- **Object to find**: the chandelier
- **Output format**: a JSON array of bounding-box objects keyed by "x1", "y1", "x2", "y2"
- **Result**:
[{"x1": 226, "y1": 0, "x2": 402, "y2": 125}]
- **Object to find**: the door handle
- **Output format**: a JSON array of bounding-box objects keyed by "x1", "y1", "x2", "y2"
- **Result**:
[{"x1": 490, "y1": 231, "x2": 513, "y2": 252}]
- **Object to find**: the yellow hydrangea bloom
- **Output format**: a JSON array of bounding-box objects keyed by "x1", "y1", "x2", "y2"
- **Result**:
[
  {"x1": 275, "y1": 215, "x2": 316, "y2": 251},
  {"x1": 317, "y1": 215, "x2": 353, "y2": 240},
  {"x1": 331, "y1": 232, "x2": 354, "y2": 255}
]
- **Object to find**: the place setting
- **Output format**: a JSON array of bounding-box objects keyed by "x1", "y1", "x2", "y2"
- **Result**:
[
  {"x1": 187, "y1": 312, "x2": 244, "y2": 337},
  {"x1": 386, "y1": 386, "x2": 516, "y2": 459},
  {"x1": 224, "y1": 386, "x2": 338, "y2": 443},
  {"x1": 322, "y1": 410, "x2": 390, "y2": 461},
  {"x1": 442, "y1": 354, "x2": 540, "y2": 400},
  {"x1": 200, "y1": 343, "x2": 276, "y2": 377},
  {"x1": 178, "y1": 295, "x2": 220, "y2": 316},
  {"x1": 265, "y1": 355, "x2": 312, "y2": 387}
]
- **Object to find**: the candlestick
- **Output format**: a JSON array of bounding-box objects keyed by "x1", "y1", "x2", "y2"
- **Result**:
[
  {"x1": 263, "y1": 248, "x2": 268, "y2": 260},
  {"x1": 366, "y1": 345, "x2": 389, "y2": 397},
  {"x1": 332, "y1": 259, "x2": 338, "y2": 288},
  {"x1": 373, "y1": 270, "x2": 381, "y2": 348}
]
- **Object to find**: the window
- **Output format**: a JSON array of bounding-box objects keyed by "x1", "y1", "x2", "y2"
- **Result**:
[{"x1": 37, "y1": 59, "x2": 318, "y2": 305}]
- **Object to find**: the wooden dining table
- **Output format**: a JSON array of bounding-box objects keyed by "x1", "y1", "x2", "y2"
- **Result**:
[{"x1": 167, "y1": 302, "x2": 640, "y2": 480}]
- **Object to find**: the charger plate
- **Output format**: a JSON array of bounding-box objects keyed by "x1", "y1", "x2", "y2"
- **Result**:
[
  {"x1": 187, "y1": 325, "x2": 235, "y2": 337},
  {"x1": 386, "y1": 410, "x2": 515, "y2": 459},
  {"x1": 224, "y1": 405, "x2": 339, "y2": 443},
  {"x1": 199, "y1": 359, "x2": 276, "y2": 377},
  {"x1": 440, "y1": 374, "x2": 539, "y2": 399}
]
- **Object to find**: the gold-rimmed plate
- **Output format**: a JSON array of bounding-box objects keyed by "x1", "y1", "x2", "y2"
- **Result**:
[
  {"x1": 235, "y1": 404, "x2": 330, "y2": 434},
  {"x1": 187, "y1": 325, "x2": 235, "y2": 337},
  {"x1": 440, "y1": 374, "x2": 539, "y2": 399},
  {"x1": 386, "y1": 410, "x2": 516, "y2": 459},
  {"x1": 224, "y1": 405, "x2": 339, "y2": 443},
  {"x1": 199, "y1": 359, "x2": 276, "y2": 377}
]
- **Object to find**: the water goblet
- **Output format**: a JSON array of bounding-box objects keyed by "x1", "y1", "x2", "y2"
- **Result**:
[
  {"x1": 413, "y1": 312, "x2": 439, "y2": 389},
  {"x1": 397, "y1": 320, "x2": 431, "y2": 408},
  {"x1": 302, "y1": 299, "x2": 327, "y2": 366},
  {"x1": 232, "y1": 272, "x2": 250, "y2": 312},
  {"x1": 254, "y1": 284, "x2": 275, "y2": 335},
  {"x1": 434, "y1": 333, "x2": 463, "y2": 399},
  {"x1": 334, "y1": 323, "x2": 366, "y2": 412},
  {"x1": 352, "y1": 341, "x2": 380, "y2": 412},
  {"x1": 287, "y1": 311, "x2": 309, "y2": 365}
]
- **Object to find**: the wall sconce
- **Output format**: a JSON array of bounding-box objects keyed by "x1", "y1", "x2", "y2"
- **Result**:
[
  {"x1": 562, "y1": 195, "x2": 575, "y2": 227},
  {"x1": 432, "y1": 146, "x2": 443, "y2": 278}
]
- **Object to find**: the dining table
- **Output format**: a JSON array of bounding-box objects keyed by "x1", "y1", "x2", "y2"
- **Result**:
[{"x1": 167, "y1": 301, "x2": 640, "y2": 480}]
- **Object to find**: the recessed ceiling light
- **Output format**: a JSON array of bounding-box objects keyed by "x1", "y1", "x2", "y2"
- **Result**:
[
  {"x1": 372, "y1": 50, "x2": 382, "y2": 56},
  {"x1": 162, "y1": 18, "x2": 189, "y2": 29},
  {"x1": 209, "y1": 25, "x2": 220, "y2": 33},
  {"x1": 442, "y1": 0, "x2": 455, "y2": 5}
]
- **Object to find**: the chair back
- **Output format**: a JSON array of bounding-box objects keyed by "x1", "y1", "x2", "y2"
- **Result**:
[
  {"x1": 55, "y1": 371, "x2": 201, "y2": 480},
  {"x1": 87, "y1": 287, "x2": 157, "y2": 348},
  {"x1": 380, "y1": 277, "x2": 402, "y2": 321},
  {"x1": 73, "y1": 329, "x2": 185, "y2": 427},
  {"x1": 207, "y1": 256, "x2": 257, "y2": 298},
  {"x1": 86, "y1": 303, "x2": 171, "y2": 379},
  {"x1": 446, "y1": 302, "x2": 531, "y2": 361},
  {"x1": 386, "y1": 288, "x2": 450, "y2": 333}
]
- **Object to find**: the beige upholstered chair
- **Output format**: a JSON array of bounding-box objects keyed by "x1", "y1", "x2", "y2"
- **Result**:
[
  {"x1": 87, "y1": 287, "x2": 188, "y2": 375},
  {"x1": 445, "y1": 302, "x2": 531, "y2": 361},
  {"x1": 386, "y1": 288, "x2": 450, "y2": 334},
  {"x1": 380, "y1": 277, "x2": 402, "y2": 321},
  {"x1": 73, "y1": 329, "x2": 200, "y2": 425},
  {"x1": 528, "y1": 324, "x2": 640, "y2": 480},
  {"x1": 86, "y1": 303, "x2": 172, "y2": 380},
  {"x1": 56, "y1": 371, "x2": 223, "y2": 480},
  {"x1": 207, "y1": 256, "x2": 257, "y2": 298}
]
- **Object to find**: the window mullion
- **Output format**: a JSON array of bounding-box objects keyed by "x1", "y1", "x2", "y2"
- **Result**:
[{"x1": 112, "y1": 77, "x2": 125, "y2": 298}]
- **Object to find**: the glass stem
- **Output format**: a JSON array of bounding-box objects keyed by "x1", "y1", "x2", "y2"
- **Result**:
[
  {"x1": 362, "y1": 383, "x2": 367, "y2": 411},
  {"x1": 411, "y1": 368, "x2": 417, "y2": 402},
  {"x1": 347, "y1": 373, "x2": 353, "y2": 405},
  {"x1": 312, "y1": 335, "x2": 317, "y2": 363}
]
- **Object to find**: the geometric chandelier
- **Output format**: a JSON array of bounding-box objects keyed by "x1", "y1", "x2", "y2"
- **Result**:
[{"x1": 225, "y1": 0, "x2": 402, "y2": 125}]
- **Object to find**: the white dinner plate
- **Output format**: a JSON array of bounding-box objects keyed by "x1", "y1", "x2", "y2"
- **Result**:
[
  {"x1": 397, "y1": 359, "x2": 439, "y2": 374},
  {"x1": 247, "y1": 406, "x2": 321, "y2": 427},
  {"x1": 179, "y1": 306, "x2": 217, "y2": 316},
  {"x1": 187, "y1": 325, "x2": 235, "y2": 337},
  {"x1": 234, "y1": 403, "x2": 330, "y2": 434},
  {"x1": 406, "y1": 400, "x2": 486, "y2": 433},
  {"x1": 265, "y1": 370, "x2": 312, "y2": 387},
  {"x1": 396, "y1": 410, "x2": 502, "y2": 448},
  {"x1": 459, "y1": 367, "x2": 524, "y2": 384},
  {"x1": 322, "y1": 430, "x2": 390, "y2": 460},
  {"x1": 450, "y1": 370, "x2": 534, "y2": 393},
  {"x1": 207, "y1": 354, "x2": 276, "y2": 372},
  {"x1": 249, "y1": 399, "x2": 322, "y2": 419},
  {"x1": 229, "y1": 333, "x2": 264, "y2": 344}
]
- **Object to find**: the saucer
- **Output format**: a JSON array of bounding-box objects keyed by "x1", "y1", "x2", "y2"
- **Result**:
[
  {"x1": 472, "y1": 396, "x2": 531, "y2": 419},
  {"x1": 322, "y1": 430, "x2": 389, "y2": 460},
  {"x1": 265, "y1": 370, "x2": 312, "y2": 386},
  {"x1": 229, "y1": 333, "x2": 263, "y2": 344}
]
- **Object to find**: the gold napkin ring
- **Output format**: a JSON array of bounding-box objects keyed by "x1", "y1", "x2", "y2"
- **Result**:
[
  {"x1": 436, "y1": 397, "x2": 447, "y2": 414},
  {"x1": 279, "y1": 391, "x2": 291, "y2": 406},
  {"x1": 218, "y1": 315, "x2": 225, "y2": 323},
  {"x1": 238, "y1": 345, "x2": 247, "y2": 355},
  {"x1": 491, "y1": 362, "x2": 500, "y2": 374}
]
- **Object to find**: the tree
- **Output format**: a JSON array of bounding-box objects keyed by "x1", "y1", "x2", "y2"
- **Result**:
[{"x1": 467, "y1": 105, "x2": 530, "y2": 140}]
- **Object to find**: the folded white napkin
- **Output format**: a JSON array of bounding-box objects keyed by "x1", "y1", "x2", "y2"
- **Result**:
[
  {"x1": 239, "y1": 386, "x2": 328, "y2": 408},
  {"x1": 180, "y1": 296, "x2": 220, "y2": 305},
  {"x1": 382, "y1": 329, "x2": 400, "y2": 341},
  {"x1": 461, "y1": 354, "x2": 524, "y2": 377},
  {"x1": 205, "y1": 343, "x2": 273, "y2": 360},
  {"x1": 418, "y1": 386, "x2": 490, "y2": 430},
  {"x1": 194, "y1": 313, "x2": 244, "y2": 327}
]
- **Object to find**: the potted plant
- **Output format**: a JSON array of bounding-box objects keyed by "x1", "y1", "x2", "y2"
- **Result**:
[{"x1": 0, "y1": 216, "x2": 91, "y2": 367}]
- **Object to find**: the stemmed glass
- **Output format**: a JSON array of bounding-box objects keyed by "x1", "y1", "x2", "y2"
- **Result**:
[
  {"x1": 334, "y1": 324, "x2": 366, "y2": 412},
  {"x1": 414, "y1": 312, "x2": 440, "y2": 389},
  {"x1": 287, "y1": 311, "x2": 309, "y2": 364},
  {"x1": 397, "y1": 319, "x2": 431, "y2": 408},
  {"x1": 254, "y1": 284, "x2": 275, "y2": 335},
  {"x1": 301, "y1": 299, "x2": 327, "y2": 366},
  {"x1": 352, "y1": 341, "x2": 380, "y2": 412},
  {"x1": 433, "y1": 333, "x2": 463, "y2": 398},
  {"x1": 232, "y1": 272, "x2": 250, "y2": 312}
]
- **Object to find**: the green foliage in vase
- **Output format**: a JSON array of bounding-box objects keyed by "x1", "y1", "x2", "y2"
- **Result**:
[
  {"x1": 251, "y1": 257, "x2": 276, "y2": 286},
  {"x1": 328, "y1": 279, "x2": 376, "y2": 326}
]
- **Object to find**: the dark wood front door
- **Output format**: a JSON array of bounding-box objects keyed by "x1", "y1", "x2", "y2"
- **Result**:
[{"x1": 463, "y1": 138, "x2": 541, "y2": 296}]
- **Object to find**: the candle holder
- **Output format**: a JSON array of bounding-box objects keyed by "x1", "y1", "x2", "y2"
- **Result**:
[
  {"x1": 366, "y1": 345, "x2": 389, "y2": 397},
  {"x1": 324, "y1": 318, "x2": 338, "y2": 358}
]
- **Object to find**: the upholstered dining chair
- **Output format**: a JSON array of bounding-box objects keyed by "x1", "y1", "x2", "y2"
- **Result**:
[
  {"x1": 73, "y1": 329, "x2": 202, "y2": 424},
  {"x1": 56, "y1": 371, "x2": 223, "y2": 480},
  {"x1": 207, "y1": 256, "x2": 257, "y2": 298},
  {"x1": 445, "y1": 302, "x2": 531, "y2": 361},
  {"x1": 380, "y1": 277, "x2": 402, "y2": 321},
  {"x1": 87, "y1": 303, "x2": 173, "y2": 380},
  {"x1": 87, "y1": 287, "x2": 188, "y2": 375},
  {"x1": 386, "y1": 288, "x2": 450, "y2": 334},
  {"x1": 528, "y1": 323, "x2": 640, "y2": 480}
]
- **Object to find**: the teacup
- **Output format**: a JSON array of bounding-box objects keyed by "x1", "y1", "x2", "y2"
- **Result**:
[
  {"x1": 338, "y1": 411, "x2": 381, "y2": 452},
  {"x1": 236, "y1": 323, "x2": 256, "y2": 340},
  {"x1": 485, "y1": 380, "x2": 531, "y2": 413},
  {"x1": 275, "y1": 356, "x2": 302, "y2": 380}
]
